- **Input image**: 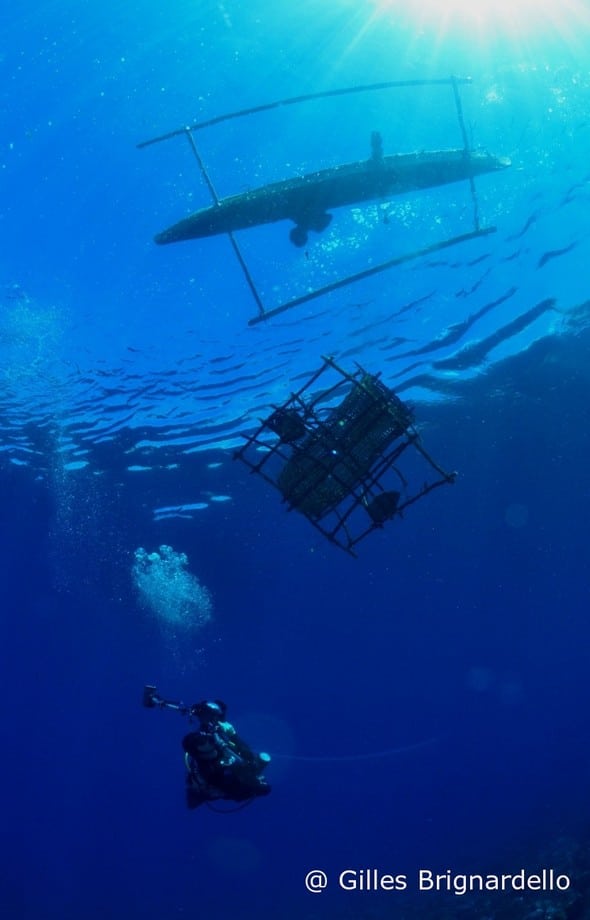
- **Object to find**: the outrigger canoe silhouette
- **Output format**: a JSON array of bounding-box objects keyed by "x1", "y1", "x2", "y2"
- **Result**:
[
  {"x1": 139, "y1": 77, "x2": 511, "y2": 324},
  {"x1": 154, "y1": 131, "x2": 509, "y2": 249}
]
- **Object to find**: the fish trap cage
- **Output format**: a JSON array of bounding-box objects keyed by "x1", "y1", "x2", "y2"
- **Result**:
[{"x1": 234, "y1": 356, "x2": 456, "y2": 555}]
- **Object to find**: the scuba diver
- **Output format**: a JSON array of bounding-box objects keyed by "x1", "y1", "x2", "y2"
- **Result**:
[{"x1": 143, "y1": 685, "x2": 271, "y2": 810}]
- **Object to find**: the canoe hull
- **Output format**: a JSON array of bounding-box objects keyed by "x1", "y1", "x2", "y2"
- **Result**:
[{"x1": 155, "y1": 149, "x2": 510, "y2": 246}]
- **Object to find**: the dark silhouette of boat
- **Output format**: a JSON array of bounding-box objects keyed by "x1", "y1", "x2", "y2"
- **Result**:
[
  {"x1": 139, "y1": 78, "x2": 511, "y2": 323},
  {"x1": 155, "y1": 134, "x2": 510, "y2": 248}
]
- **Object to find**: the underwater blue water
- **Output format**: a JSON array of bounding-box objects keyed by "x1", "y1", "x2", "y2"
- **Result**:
[{"x1": 2, "y1": 2, "x2": 590, "y2": 918}]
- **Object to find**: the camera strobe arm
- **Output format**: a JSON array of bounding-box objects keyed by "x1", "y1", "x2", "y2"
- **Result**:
[{"x1": 143, "y1": 684, "x2": 195, "y2": 718}]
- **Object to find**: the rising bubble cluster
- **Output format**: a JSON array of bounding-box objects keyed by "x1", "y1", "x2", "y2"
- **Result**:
[{"x1": 132, "y1": 544, "x2": 213, "y2": 630}]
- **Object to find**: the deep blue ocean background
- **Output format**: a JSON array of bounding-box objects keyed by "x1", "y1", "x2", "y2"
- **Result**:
[{"x1": 2, "y1": 2, "x2": 590, "y2": 918}]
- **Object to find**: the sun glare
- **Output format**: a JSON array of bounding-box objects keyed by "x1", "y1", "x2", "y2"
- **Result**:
[{"x1": 368, "y1": 0, "x2": 590, "y2": 42}]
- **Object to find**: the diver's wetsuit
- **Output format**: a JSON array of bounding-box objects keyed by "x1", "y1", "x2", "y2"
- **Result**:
[{"x1": 182, "y1": 723, "x2": 271, "y2": 808}]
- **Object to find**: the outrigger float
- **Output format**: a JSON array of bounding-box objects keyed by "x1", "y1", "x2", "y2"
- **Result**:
[{"x1": 139, "y1": 78, "x2": 509, "y2": 325}]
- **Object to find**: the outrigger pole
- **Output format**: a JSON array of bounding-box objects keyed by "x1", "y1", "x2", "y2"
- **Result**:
[
  {"x1": 450, "y1": 76, "x2": 480, "y2": 231},
  {"x1": 183, "y1": 129, "x2": 266, "y2": 317},
  {"x1": 247, "y1": 226, "x2": 495, "y2": 326},
  {"x1": 136, "y1": 77, "x2": 473, "y2": 149}
]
